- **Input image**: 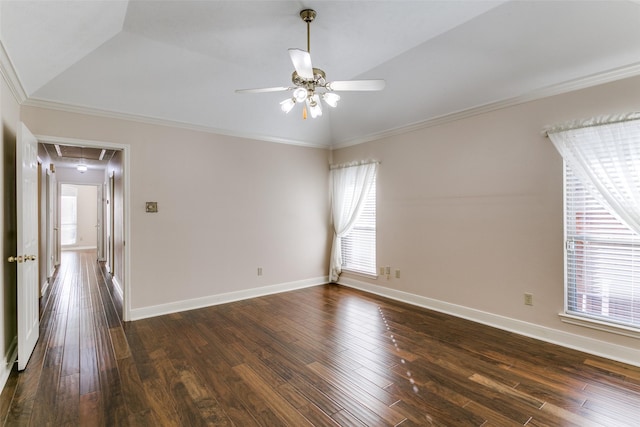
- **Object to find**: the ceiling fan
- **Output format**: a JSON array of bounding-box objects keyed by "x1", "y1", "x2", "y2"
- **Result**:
[{"x1": 235, "y1": 9, "x2": 385, "y2": 119}]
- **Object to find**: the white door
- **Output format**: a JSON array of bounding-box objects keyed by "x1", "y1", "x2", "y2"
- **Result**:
[
  {"x1": 16, "y1": 122, "x2": 39, "y2": 371},
  {"x1": 96, "y1": 185, "x2": 104, "y2": 261}
]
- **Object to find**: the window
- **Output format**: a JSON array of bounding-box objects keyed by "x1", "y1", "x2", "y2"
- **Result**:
[
  {"x1": 550, "y1": 116, "x2": 640, "y2": 334},
  {"x1": 564, "y1": 162, "x2": 640, "y2": 331},
  {"x1": 341, "y1": 175, "x2": 376, "y2": 276},
  {"x1": 60, "y1": 185, "x2": 78, "y2": 246}
]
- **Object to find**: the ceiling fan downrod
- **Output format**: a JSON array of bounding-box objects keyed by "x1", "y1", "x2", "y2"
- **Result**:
[{"x1": 300, "y1": 9, "x2": 316, "y2": 53}]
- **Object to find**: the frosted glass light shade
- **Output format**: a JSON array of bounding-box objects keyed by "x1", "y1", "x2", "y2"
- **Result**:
[
  {"x1": 308, "y1": 95, "x2": 322, "y2": 118},
  {"x1": 77, "y1": 164, "x2": 88, "y2": 173},
  {"x1": 293, "y1": 87, "x2": 307, "y2": 102},
  {"x1": 322, "y1": 92, "x2": 340, "y2": 108},
  {"x1": 280, "y1": 98, "x2": 296, "y2": 113}
]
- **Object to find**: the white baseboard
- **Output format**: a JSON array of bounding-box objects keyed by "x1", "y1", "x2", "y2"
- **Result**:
[
  {"x1": 61, "y1": 246, "x2": 97, "y2": 251},
  {"x1": 339, "y1": 277, "x2": 640, "y2": 368},
  {"x1": 40, "y1": 278, "x2": 50, "y2": 297},
  {"x1": 129, "y1": 276, "x2": 329, "y2": 321},
  {"x1": 0, "y1": 336, "x2": 17, "y2": 394},
  {"x1": 112, "y1": 275, "x2": 123, "y2": 299}
]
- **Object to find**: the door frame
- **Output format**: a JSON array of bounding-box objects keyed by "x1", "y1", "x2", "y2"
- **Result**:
[{"x1": 36, "y1": 135, "x2": 132, "y2": 321}]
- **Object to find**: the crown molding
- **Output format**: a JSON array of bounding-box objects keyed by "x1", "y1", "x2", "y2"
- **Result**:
[
  {"x1": 0, "y1": 40, "x2": 27, "y2": 103},
  {"x1": 332, "y1": 62, "x2": 640, "y2": 149},
  {"x1": 10, "y1": 51, "x2": 640, "y2": 152},
  {"x1": 22, "y1": 97, "x2": 331, "y2": 150}
]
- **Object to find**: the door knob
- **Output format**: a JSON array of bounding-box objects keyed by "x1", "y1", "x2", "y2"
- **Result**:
[
  {"x1": 26, "y1": 255, "x2": 37, "y2": 261},
  {"x1": 8, "y1": 255, "x2": 23, "y2": 263}
]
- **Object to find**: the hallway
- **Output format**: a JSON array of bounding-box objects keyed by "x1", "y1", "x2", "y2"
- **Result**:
[{"x1": 0, "y1": 250, "x2": 124, "y2": 425}]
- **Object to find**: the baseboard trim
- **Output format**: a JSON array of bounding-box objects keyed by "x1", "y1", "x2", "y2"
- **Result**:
[
  {"x1": 62, "y1": 246, "x2": 97, "y2": 251},
  {"x1": 129, "y1": 276, "x2": 329, "y2": 321},
  {"x1": 339, "y1": 277, "x2": 640, "y2": 368},
  {"x1": 0, "y1": 336, "x2": 17, "y2": 394},
  {"x1": 40, "y1": 278, "x2": 50, "y2": 298},
  {"x1": 112, "y1": 276, "x2": 123, "y2": 300}
]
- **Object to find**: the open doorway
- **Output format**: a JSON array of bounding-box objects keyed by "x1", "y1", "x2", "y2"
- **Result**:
[{"x1": 37, "y1": 139, "x2": 128, "y2": 320}]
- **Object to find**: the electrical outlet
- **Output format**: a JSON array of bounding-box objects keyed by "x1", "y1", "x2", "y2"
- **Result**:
[
  {"x1": 524, "y1": 293, "x2": 533, "y2": 306},
  {"x1": 385, "y1": 266, "x2": 391, "y2": 275},
  {"x1": 395, "y1": 269, "x2": 400, "y2": 279},
  {"x1": 257, "y1": 267, "x2": 263, "y2": 276},
  {"x1": 379, "y1": 267, "x2": 385, "y2": 276}
]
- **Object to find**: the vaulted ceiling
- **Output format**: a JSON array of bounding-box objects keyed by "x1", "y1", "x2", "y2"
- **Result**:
[{"x1": 2, "y1": 1, "x2": 639, "y2": 148}]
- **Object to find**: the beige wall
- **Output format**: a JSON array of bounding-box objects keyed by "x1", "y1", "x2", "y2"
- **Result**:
[
  {"x1": 333, "y1": 75, "x2": 640, "y2": 360},
  {"x1": 1, "y1": 68, "x2": 20, "y2": 389},
  {"x1": 20, "y1": 107, "x2": 332, "y2": 315}
]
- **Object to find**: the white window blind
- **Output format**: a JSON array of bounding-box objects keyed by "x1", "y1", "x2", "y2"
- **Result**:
[
  {"x1": 341, "y1": 175, "x2": 376, "y2": 276},
  {"x1": 565, "y1": 164, "x2": 640, "y2": 329}
]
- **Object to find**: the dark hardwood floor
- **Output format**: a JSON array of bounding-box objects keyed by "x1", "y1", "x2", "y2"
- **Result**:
[{"x1": 1, "y1": 250, "x2": 639, "y2": 426}]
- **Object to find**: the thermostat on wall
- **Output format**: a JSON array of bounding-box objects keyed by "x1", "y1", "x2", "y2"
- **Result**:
[{"x1": 145, "y1": 202, "x2": 158, "y2": 213}]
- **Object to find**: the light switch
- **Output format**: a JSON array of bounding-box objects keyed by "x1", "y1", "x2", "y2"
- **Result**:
[{"x1": 145, "y1": 202, "x2": 158, "y2": 213}]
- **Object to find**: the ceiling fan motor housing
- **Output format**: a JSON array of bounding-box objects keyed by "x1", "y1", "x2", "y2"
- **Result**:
[{"x1": 292, "y1": 68, "x2": 326, "y2": 87}]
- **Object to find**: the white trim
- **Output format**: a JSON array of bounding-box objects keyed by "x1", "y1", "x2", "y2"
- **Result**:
[
  {"x1": 339, "y1": 276, "x2": 640, "y2": 368},
  {"x1": 9, "y1": 48, "x2": 640, "y2": 151},
  {"x1": 61, "y1": 246, "x2": 97, "y2": 251},
  {"x1": 40, "y1": 278, "x2": 50, "y2": 298},
  {"x1": 112, "y1": 275, "x2": 123, "y2": 300},
  {"x1": 0, "y1": 336, "x2": 18, "y2": 394},
  {"x1": 34, "y1": 134, "x2": 132, "y2": 322},
  {"x1": 129, "y1": 276, "x2": 328, "y2": 321},
  {"x1": 559, "y1": 313, "x2": 640, "y2": 340},
  {"x1": 24, "y1": 98, "x2": 330, "y2": 150},
  {"x1": 0, "y1": 40, "x2": 27, "y2": 103},
  {"x1": 333, "y1": 62, "x2": 640, "y2": 149}
]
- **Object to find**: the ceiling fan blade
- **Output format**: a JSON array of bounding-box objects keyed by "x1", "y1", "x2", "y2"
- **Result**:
[
  {"x1": 235, "y1": 86, "x2": 291, "y2": 94},
  {"x1": 288, "y1": 48, "x2": 314, "y2": 80},
  {"x1": 327, "y1": 80, "x2": 386, "y2": 91}
]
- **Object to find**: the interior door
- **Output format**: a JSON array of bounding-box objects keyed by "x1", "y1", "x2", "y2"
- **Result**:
[
  {"x1": 96, "y1": 184, "x2": 104, "y2": 261},
  {"x1": 15, "y1": 122, "x2": 40, "y2": 371}
]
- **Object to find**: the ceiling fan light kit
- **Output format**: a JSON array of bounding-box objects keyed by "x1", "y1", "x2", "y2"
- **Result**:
[{"x1": 235, "y1": 9, "x2": 385, "y2": 119}]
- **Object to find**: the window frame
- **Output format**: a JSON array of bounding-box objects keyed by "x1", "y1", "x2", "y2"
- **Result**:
[
  {"x1": 341, "y1": 174, "x2": 377, "y2": 277},
  {"x1": 560, "y1": 161, "x2": 640, "y2": 339}
]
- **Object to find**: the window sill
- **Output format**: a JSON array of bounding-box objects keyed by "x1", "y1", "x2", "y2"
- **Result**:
[
  {"x1": 341, "y1": 269, "x2": 379, "y2": 281},
  {"x1": 559, "y1": 313, "x2": 640, "y2": 339}
]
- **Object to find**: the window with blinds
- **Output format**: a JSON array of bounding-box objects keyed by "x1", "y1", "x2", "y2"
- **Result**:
[
  {"x1": 565, "y1": 164, "x2": 640, "y2": 329},
  {"x1": 341, "y1": 176, "x2": 376, "y2": 276}
]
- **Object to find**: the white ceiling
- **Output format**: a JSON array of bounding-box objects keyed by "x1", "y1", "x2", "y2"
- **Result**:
[{"x1": 2, "y1": 0, "x2": 640, "y2": 148}]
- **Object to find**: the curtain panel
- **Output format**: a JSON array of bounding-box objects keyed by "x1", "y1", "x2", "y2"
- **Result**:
[
  {"x1": 329, "y1": 161, "x2": 378, "y2": 282},
  {"x1": 547, "y1": 113, "x2": 640, "y2": 235}
]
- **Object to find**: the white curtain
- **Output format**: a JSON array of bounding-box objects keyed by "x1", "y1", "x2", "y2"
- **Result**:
[
  {"x1": 547, "y1": 113, "x2": 640, "y2": 235},
  {"x1": 329, "y1": 161, "x2": 378, "y2": 283}
]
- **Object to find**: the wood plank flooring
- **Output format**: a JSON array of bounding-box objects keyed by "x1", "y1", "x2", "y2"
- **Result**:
[{"x1": 1, "y1": 250, "x2": 640, "y2": 426}]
